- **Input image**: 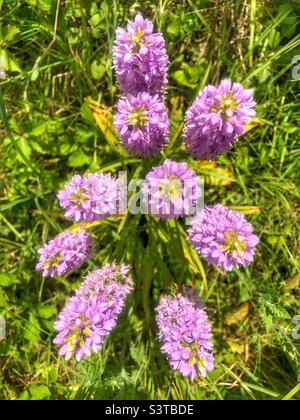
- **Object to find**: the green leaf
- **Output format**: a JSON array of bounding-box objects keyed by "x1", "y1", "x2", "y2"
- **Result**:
[
  {"x1": 0, "y1": 25, "x2": 20, "y2": 43},
  {"x1": 30, "y1": 140, "x2": 46, "y2": 154},
  {"x1": 58, "y1": 139, "x2": 77, "y2": 156},
  {"x1": 172, "y1": 69, "x2": 197, "y2": 89},
  {"x1": 36, "y1": 304, "x2": 57, "y2": 319},
  {"x1": 277, "y1": 5, "x2": 298, "y2": 39},
  {"x1": 0, "y1": 273, "x2": 18, "y2": 287},
  {"x1": 30, "y1": 68, "x2": 39, "y2": 81},
  {"x1": 172, "y1": 62, "x2": 206, "y2": 88},
  {"x1": 29, "y1": 121, "x2": 48, "y2": 137},
  {"x1": 91, "y1": 60, "x2": 106, "y2": 80},
  {"x1": 18, "y1": 137, "x2": 32, "y2": 159},
  {"x1": 0, "y1": 289, "x2": 8, "y2": 308},
  {"x1": 74, "y1": 127, "x2": 94, "y2": 144},
  {"x1": 29, "y1": 385, "x2": 51, "y2": 400},
  {"x1": 0, "y1": 48, "x2": 21, "y2": 73},
  {"x1": 68, "y1": 149, "x2": 91, "y2": 167},
  {"x1": 130, "y1": 343, "x2": 144, "y2": 364},
  {"x1": 268, "y1": 29, "x2": 281, "y2": 49},
  {"x1": 257, "y1": 65, "x2": 271, "y2": 84},
  {"x1": 0, "y1": 197, "x2": 32, "y2": 212},
  {"x1": 25, "y1": 0, "x2": 52, "y2": 12},
  {"x1": 80, "y1": 102, "x2": 94, "y2": 124},
  {"x1": 167, "y1": 19, "x2": 181, "y2": 37},
  {"x1": 24, "y1": 312, "x2": 41, "y2": 345},
  {"x1": 18, "y1": 390, "x2": 29, "y2": 400}
]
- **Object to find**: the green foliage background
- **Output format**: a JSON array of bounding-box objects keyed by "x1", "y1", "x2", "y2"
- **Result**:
[{"x1": 0, "y1": 0, "x2": 300, "y2": 400}]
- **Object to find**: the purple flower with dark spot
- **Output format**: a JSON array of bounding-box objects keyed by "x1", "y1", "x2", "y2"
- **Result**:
[
  {"x1": 112, "y1": 14, "x2": 168, "y2": 96},
  {"x1": 143, "y1": 159, "x2": 201, "y2": 218},
  {"x1": 36, "y1": 230, "x2": 92, "y2": 277},
  {"x1": 156, "y1": 292, "x2": 214, "y2": 380},
  {"x1": 57, "y1": 173, "x2": 119, "y2": 223},
  {"x1": 188, "y1": 204, "x2": 259, "y2": 271},
  {"x1": 113, "y1": 92, "x2": 169, "y2": 156},
  {"x1": 53, "y1": 262, "x2": 133, "y2": 361},
  {"x1": 183, "y1": 79, "x2": 256, "y2": 160}
]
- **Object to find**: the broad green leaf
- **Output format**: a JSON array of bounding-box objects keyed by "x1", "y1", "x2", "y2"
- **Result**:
[
  {"x1": 0, "y1": 48, "x2": 21, "y2": 73},
  {"x1": 167, "y1": 19, "x2": 181, "y2": 37},
  {"x1": 30, "y1": 68, "x2": 39, "y2": 81},
  {"x1": 24, "y1": 312, "x2": 41, "y2": 345},
  {"x1": 91, "y1": 59, "x2": 106, "y2": 80},
  {"x1": 268, "y1": 29, "x2": 281, "y2": 49},
  {"x1": 18, "y1": 390, "x2": 29, "y2": 400},
  {"x1": 36, "y1": 304, "x2": 57, "y2": 319},
  {"x1": 25, "y1": 0, "x2": 52, "y2": 12},
  {"x1": 172, "y1": 61, "x2": 207, "y2": 88},
  {"x1": 277, "y1": 5, "x2": 298, "y2": 39},
  {"x1": 0, "y1": 25, "x2": 20, "y2": 43},
  {"x1": 257, "y1": 65, "x2": 271, "y2": 84},
  {"x1": 172, "y1": 69, "x2": 197, "y2": 89},
  {"x1": 18, "y1": 137, "x2": 32, "y2": 159},
  {"x1": 0, "y1": 273, "x2": 18, "y2": 287},
  {"x1": 68, "y1": 149, "x2": 91, "y2": 167},
  {"x1": 29, "y1": 385, "x2": 51, "y2": 400},
  {"x1": 58, "y1": 138, "x2": 78, "y2": 156}
]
